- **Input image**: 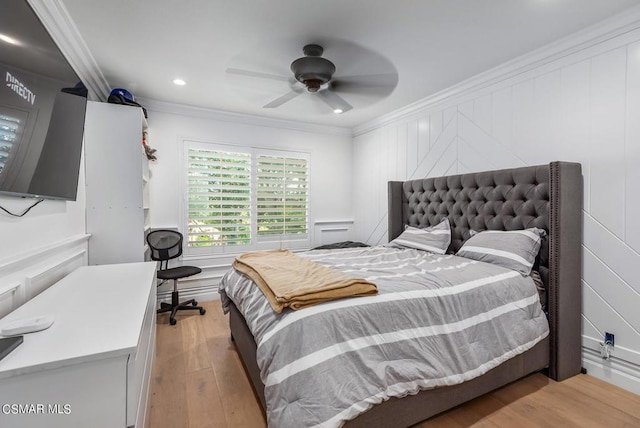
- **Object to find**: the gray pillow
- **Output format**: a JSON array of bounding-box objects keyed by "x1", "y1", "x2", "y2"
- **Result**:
[
  {"x1": 456, "y1": 228, "x2": 545, "y2": 275},
  {"x1": 388, "y1": 218, "x2": 451, "y2": 254}
]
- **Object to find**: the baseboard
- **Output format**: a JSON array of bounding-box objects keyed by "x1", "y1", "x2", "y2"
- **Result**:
[
  {"x1": 156, "y1": 285, "x2": 220, "y2": 304},
  {"x1": 582, "y1": 346, "x2": 640, "y2": 396}
]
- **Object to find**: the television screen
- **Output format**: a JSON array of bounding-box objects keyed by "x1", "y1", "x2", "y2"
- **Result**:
[{"x1": 0, "y1": 0, "x2": 87, "y2": 201}]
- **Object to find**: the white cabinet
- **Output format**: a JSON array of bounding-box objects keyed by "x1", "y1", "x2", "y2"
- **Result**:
[
  {"x1": 0, "y1": 263, "x2": 157, "y2": 428},
  {"x1": 84, "y1": 101, "x2": 150, "y2": 265}
]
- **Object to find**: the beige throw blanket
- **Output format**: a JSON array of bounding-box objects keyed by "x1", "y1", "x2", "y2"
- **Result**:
[{"x1": 232, "y1": 249, "x2": 378, "y2": 313}]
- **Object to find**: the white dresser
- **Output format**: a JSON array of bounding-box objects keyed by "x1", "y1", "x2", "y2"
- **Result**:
[{"x1": 0, "y1": 263, "x2": 157, "y2": 428}]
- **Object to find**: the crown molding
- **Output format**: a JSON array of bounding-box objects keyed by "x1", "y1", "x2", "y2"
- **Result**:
[
  {"x1": 23, "y1": 0, "x2": 348, "y2": 135},
  {"x1": 138, "y1": 97, "x2": 353, "y2": 137},
  {"x1": 353, "y1": 4, "x2": 640, "y2": 136},
  {"x1": 27, "y1": 0, "x2": 111, "y2": 101},
  {"x1": 27, "y1": 0, "x2": 640, "y2": 138}
]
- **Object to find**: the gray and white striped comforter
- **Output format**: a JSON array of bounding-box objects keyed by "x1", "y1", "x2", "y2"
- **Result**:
[{"x1": 219, "y1": 246, "x2": 549, "y2": 428}]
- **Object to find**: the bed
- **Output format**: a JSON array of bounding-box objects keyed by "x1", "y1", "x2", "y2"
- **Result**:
[{"x1": 220, "y1": 161, "x2": 583, "y2": 427}]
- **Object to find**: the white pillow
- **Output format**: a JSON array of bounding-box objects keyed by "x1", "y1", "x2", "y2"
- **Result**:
[{"x1": 388, "y1": 218, "x2": 451, "y2": 254}]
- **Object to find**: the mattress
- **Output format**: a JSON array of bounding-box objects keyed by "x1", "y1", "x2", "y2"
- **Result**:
[{"x1": 219, "y1": 246, "x2": 549, "y2": 428}]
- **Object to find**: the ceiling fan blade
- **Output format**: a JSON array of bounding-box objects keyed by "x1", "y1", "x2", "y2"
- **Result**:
[
  {"x1": 226, "y1": 68, "x2": 290, "y2": 82},
  {"x1": 263, "y1": 91, "x2": 302, "y2": 108},
  {"x1": 331, "y1": 73, "x2": 398, "y2": 96},
  {"x1": 316, "y1": 90, "x2": 353, "y2": 113}
]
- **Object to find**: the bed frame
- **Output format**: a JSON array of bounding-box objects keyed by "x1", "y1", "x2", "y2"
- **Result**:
[{"x1": 227, "y1": 161, "x2": 583, "y2": 427}]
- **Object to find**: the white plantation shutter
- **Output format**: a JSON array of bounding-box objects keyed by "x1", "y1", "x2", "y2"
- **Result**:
[
  {"x1": 184, "y1": 142, "x2": 310, "y2": 252},
  {"x1": 187, "y1": 147, "x2": 252, "y2": 247},
  {"x1": 256, "y1": 155, "x2": 309, "y2": 238}
]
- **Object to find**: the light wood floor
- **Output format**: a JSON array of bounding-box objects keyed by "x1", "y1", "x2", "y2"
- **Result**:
[{"x1": 149, "y1": 300, "x2": 640, "y2": 427}]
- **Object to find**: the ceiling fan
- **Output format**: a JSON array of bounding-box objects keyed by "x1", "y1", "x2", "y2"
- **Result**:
[{"x1": 227, "y1": 44, "x2": 397, "y2": 114}]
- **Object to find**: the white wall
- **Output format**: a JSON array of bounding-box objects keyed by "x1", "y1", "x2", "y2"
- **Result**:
[
  {"x1": 0, "y1": 198, "x2": 85, "y2": 260},
  {"x1": 0, "y1": 156, "x2": 89, "y2": 318},
  {"x1": 353, "y1": 16, "x2": 640, "y2": 394},
  {"x1": 142, "y1": 100, "x2": 354, "y2": 301},
  {"x1": 0, "y1": 157, "x2": 86, "y2": 260}
]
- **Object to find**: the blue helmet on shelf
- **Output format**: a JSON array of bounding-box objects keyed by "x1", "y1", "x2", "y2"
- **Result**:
[
  {"x1": 107, "y1": 87, "x2": 148, "y2": 118},
  {"x1": 109, "y1": 88, "x2": 135, "y2": 102}
]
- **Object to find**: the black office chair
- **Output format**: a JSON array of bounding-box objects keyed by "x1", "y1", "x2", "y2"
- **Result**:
[{"x1": 147, "y1": 229, "x2": 206, "y2": 325}]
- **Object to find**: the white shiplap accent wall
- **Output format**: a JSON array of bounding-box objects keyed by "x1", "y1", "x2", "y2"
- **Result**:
[{"x1": 353, "y1": 20, "x2": 640, "y2": 394}]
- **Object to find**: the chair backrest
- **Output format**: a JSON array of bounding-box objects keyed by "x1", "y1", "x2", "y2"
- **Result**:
[{"x1": 147, "y1": 230, "x2": 183, "y2": 267}]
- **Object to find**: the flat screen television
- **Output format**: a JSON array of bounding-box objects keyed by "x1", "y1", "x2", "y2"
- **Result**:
[{"x1": 0, "y1": 0, "x2": 87, "y2": 201}]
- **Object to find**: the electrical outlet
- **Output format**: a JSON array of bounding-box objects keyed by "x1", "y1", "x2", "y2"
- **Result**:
[{"x1": 605, "y1": 332, "x2": 615, "y2": 347}]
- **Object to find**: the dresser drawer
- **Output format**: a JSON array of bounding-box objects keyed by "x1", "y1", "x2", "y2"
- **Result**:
[{"x1": 127, "y1": 273, "x2": 157, "y2": 427}]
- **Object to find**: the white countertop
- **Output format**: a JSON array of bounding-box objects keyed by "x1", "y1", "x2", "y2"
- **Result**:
[{"x1": 0, "y1": 262, "x2": 157, "y2": 379}]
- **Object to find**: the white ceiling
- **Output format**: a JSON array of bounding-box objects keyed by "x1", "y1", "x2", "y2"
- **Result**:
[{"x1": 60, "y1": 0, "x2": 640, "y2": 128}]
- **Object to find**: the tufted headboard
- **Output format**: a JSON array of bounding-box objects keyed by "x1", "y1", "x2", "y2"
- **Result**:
[{"x1": 388, "y1": 161, "x2": 582, "y2": 381}]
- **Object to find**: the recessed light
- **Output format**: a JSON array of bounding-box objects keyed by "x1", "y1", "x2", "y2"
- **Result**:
[
  {"x1": 333, "y1": 108, "x2": 343, "y2": 114},
  {"x1": 173, "y1": 78, "x2": 186, "y2": 86},
  {"x1": 0, "y1": 33, "x2": 18, "y2": 45}
]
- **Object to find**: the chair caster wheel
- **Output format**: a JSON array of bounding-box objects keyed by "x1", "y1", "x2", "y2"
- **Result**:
[
  {"x1": 192, "y1": 301, "x2": 198, "y2": 306},
  {"x1": 199, "y1": 308, "x2": 206, "y2": 315},
  {"x1": 170, "y1": 318, "x2": 177, "y2": 326}
]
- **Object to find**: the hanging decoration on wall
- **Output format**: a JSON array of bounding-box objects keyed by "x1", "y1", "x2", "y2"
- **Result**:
[{"x1": 142, "y1": 130, "x2": 156, "y2": 161}]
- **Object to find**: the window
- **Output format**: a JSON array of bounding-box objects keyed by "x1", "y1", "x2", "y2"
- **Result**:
[
  {"x1": 187, "y1": 147, "x2": 252, "y2": 247},
  {"x1": 256, "y1": 155, "x2": 309, "y2": 238},
  {"x1": 184, "y1": 141, "x2": 310, "y2": 254}
]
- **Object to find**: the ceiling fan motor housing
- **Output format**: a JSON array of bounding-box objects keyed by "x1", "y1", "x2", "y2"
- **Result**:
[{"x1": 291, "y1": 45, "x2": 336, "y2": 92}]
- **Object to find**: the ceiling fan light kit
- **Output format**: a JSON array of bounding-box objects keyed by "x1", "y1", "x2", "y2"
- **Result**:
[{"x1": 290, "y1": 44, "x2": 336, "y2": 93}]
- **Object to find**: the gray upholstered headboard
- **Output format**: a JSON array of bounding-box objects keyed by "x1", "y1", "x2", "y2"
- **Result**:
[{"x1": 388, "y1": 161, "x2": 582, "y2": 381}]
